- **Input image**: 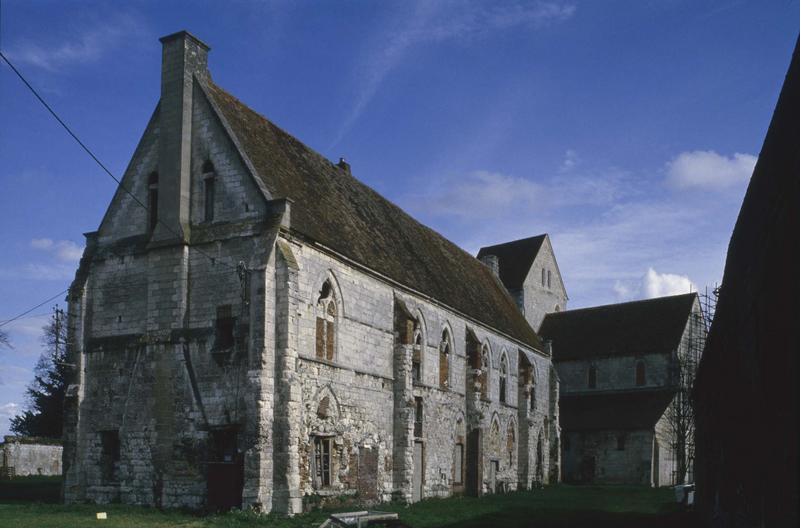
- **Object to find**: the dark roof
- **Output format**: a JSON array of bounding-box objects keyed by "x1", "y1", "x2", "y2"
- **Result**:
[
  {"x1": 477, "y1": 235, "x2": 547, "y2": 290},
  {"x1": 540, "y1": 293, "x2": 697, "y2": 361},
  {"x1": 560, "y1": 389, "x2": 675, "y2": 431},
  {"x1": 203, "y1": 81, "x2": 541, "y2": 349}
]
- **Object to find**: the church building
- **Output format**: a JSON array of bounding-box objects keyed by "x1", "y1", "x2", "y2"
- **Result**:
[{"x1": 62, "y1": 31, "x2": 559, "y2": 513}]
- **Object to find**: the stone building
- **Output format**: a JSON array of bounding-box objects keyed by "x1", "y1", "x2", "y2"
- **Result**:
[
  {"x1": 539, "y1": 293, "x2": 704, "y2": 486},
  {"x1": 693, "y1": 36, "x2": 799, "y2": 528},
  {"x1": 62, "y1": 31, "x2": 559, "y2": 513},
  {"x1": 477, "y1": 234, "x2": 568, "y2": 331}
]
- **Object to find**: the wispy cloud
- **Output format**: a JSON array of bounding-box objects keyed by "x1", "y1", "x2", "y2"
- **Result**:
[
  {"x1": 30, "y1": 238, "x2": 83, "y2": 262},
  {"x1": 6, "y1": 13, "x2": 148, "y2": 72},
  {"x1": 666, "y1": 150, "x2": 757, "y2": 191},
  {"x1": 403, "y1": 145, "x2": 736, "y2": 308},
  {"x1": 330, "y1": 1, "x2": 576, "y2": 147}
]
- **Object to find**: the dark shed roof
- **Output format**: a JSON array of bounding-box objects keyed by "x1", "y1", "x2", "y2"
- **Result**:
[
  {"x1": 477, "y1": 235, "x2": 547, "y2": 290},
  {"x1": 204, "y1": 81, "x2": 541, "y2": 349},
  {"x1": 540, "y1": 293, "x2": 697, "y2": 361},
  {"x1": 560, "y1": 389, "x2": 675, "y2": 431}
]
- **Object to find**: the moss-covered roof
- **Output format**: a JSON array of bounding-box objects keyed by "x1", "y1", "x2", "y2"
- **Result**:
[
  {"x1": 540, "y1": 293, "x2": 697, "y2": 361},
  {"x1": 203, "y1": 81, "x2": 541, "y2": 349}
]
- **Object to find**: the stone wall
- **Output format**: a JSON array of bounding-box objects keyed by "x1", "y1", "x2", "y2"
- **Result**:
[
  {"x1": 1, "y1": 440, "x2": 62, "y2": 476},
  {"x1": 556, "y1": 353, "x2": 672, "y2": 393},
  {"x1": 562, "y1": 430, "x2": 653, "y2": 485},
  {"x1": 521, "y1": 238, "x2": 567, "y2": 331}
]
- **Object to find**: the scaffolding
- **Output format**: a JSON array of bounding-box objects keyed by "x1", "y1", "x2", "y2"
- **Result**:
[{"x1": 668, "y1": 285, "x2": 718, "y2": 485}]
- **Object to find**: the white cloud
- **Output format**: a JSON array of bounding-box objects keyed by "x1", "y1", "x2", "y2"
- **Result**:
[
  {"x1": 330, "y1": 1, "x2": 576, "y2": 147},
  {"x1": 30, "y1": 238, "x2": 83, "y2": 263},
  {"x1": 6, "y1": 13, "x2": 147, "y2": 72},
  {"x1": 642, "y1": 267, "x2": 696, "y2": 299},
  {"x1": 666, "y1": 150, "x2": 756, "y2": 190},
  {"x1": 30, "y1": 238, "x2": 54, "y2": 250},
  {"x1": 559, "y1": 149, "x2": 580, "y2": 173},
  {"x1": 420, "y1": 170, "x2": 541, "y2": 218}
]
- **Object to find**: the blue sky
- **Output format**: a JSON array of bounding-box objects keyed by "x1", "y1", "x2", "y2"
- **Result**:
[{"x1": 0, "y1": 1, "x2": 797, "y2": 436}]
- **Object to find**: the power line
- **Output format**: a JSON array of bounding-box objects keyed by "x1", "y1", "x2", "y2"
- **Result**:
[
  {"x1": 0, "y1": 50, "x2": 238, "y2": 273},
  {"x1": 0, "y1": 289, "x2": 69, "y2": 329}
]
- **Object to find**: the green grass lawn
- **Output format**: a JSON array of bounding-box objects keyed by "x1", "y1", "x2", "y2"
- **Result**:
[{"x1": 0, "y1": 477, "x2": 698, "y2": 528}]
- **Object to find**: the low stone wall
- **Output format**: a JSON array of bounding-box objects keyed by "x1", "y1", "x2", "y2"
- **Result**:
[{"x1": 1, "y1": 438, "x2": 63, "y2": 477}]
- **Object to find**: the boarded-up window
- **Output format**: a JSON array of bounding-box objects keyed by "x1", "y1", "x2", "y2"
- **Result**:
[
  {"x1": 439, "y1": 329, "x2": 451, "y2": 389},
  {"x1": 588, "y1": 365, "x2": 597, "y2": 389},
  {"x1": 313, "y1": 436, "x2": 333, "y2": 488},
  {"x1": 216, "y1": 305, "x2": 235, "y2": 350},
  {"x1": 100, "y1": 430, "x2": 120, "y2": 482},
  {"x1": 357, "y1": 446, "x2": 379, "y2": 500},
  {"x1": 316, "y1": 281, "x2": 336, "y2": 361},
  {"x1": 635, "y1": 360, "x2": 646, "y2": 386},
  {"x1": 414, "y1": 397, "x2": 423, "y2": 438},
  {"x1": 453, "y1": 443, "x2": 464, "y2": 485}
]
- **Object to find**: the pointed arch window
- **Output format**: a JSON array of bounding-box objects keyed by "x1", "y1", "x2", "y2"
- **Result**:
[
  {"x1": 529, "y1": 369, "x2": 536, "y2": 412},
  {"x1": 202, "y1": 160, "x2": 216, "y2": 223},
  {"x1": 412, "y1": 324, "x2": 423, "y2": 383},
  {"x1": 588, "y1": 364, "x2": 597, "y2": 389},
  {"x1": 635, "y1": 360, "x2": 646, "y2": 387},
  {"x1": 547, "y1": 270, "x2": 552, "y2": 289},
  {"x1": 541, "y1": 268, "x2": 546, "y2": 286},
  {"x1": 439, "y1": 328, "x2": 451, "y2": 389},
  {"x1": 480, "y1": 344, "x2": 490, "y2": 400},
  {"x1": 316, "y1": 281, "x2": 336, "y2": 361},
  {"x1": 499, "y1": 354, "x2": 509, "y2": 404}
]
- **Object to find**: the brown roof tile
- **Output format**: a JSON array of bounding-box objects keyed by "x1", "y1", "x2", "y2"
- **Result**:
[
  {"x1": 203, "y1": 81, "x2": 541, "y2": 349},
  {"x1": 540, "y1": 293, "x2": 697, "y2": 361}
]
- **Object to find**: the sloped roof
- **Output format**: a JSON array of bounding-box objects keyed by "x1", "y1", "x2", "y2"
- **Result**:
[
  {"x1": 560, "y1": 389, "x2": 675, "y2": 431},
  {"x1": 477, "y1": 235, "x2": 547, "y2": 290},
  {"x1": 540, "y1": 293, "x2": 697, "y2": 361},
  {"x1": 203, "y1": 81, "x2": 541, "y2": 349}
]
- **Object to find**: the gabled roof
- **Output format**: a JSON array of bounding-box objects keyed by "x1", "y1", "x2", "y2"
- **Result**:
[
  {"x1": 540, "y1": 293, "x2": 697, "y2": 361},
  {"x1": 202, "y1": 81, "x2": 541, "y2": 349},
  {"x1": 477, "y1": 235, "x2": 547, "y2": 290},
  {"x1": 559, "y1": 389, "x2": 675, "y2": 431}
]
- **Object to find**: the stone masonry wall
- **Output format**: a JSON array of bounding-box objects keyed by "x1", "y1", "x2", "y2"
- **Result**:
[
  {"x1": 1, "y1": 441, "x2": 62, "y2": 476},
  {"x1": 557, "y1": 353, "x2": 672, "y2": 394},
  {"x1": 562, "y1": 429, "x2": 654, "y2": 485},
  {"x1": 521, "y1": 239, "x2": 567, "y2": 332}
]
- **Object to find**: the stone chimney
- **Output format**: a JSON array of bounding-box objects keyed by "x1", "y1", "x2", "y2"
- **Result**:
[
  {"x1": 153, "y1": 31, "x2": 210, "y2": 243},
  {"x1": 479, "y1": 254, "x2": 500, "y2": 278},
  {"x1": 337, "y1": 157, "x2": 351, "y2": 175}
]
